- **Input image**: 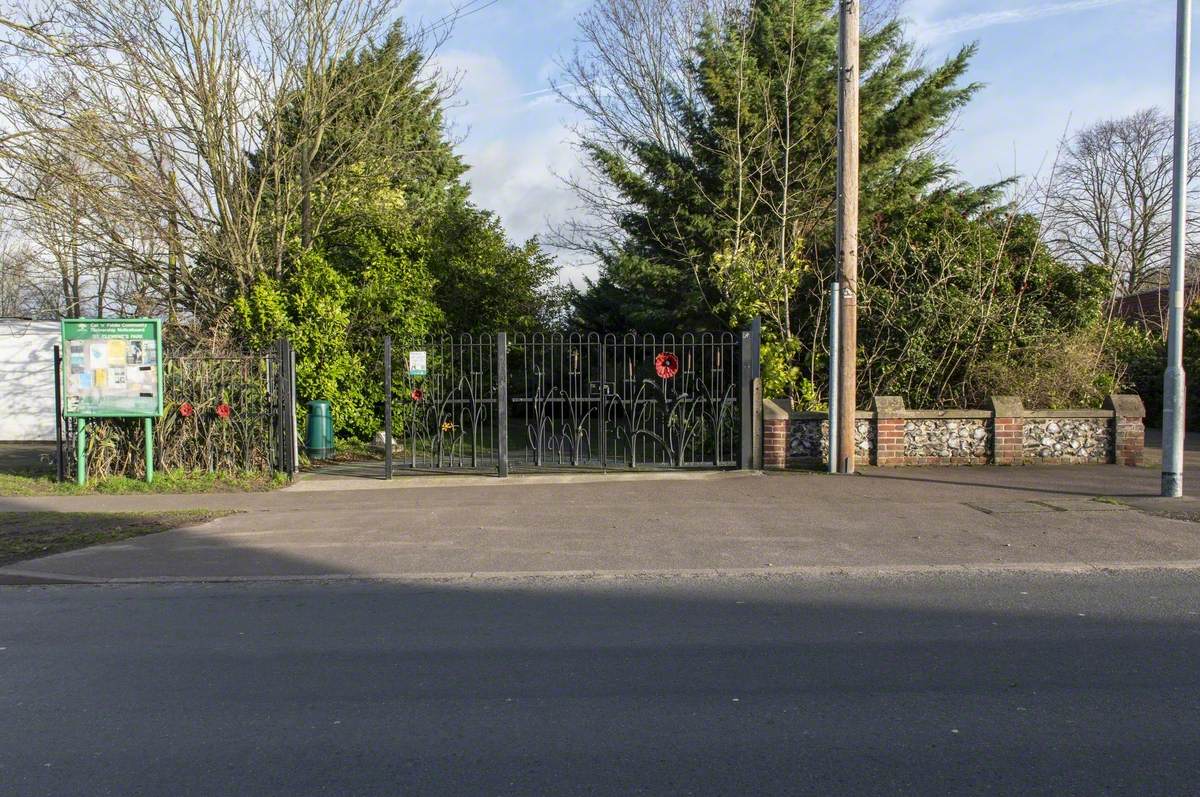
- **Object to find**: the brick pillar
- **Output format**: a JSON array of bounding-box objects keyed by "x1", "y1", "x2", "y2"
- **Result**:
[
  {"x1": 1105, "y1": 394, "x2": 1146, "y2": 466},
  {"x1": 762, "y1": 399, "x2": 790, "y2": 470},
  {"x1": 988, "y1": 396, "x2": 1024, "y2": 466},
  {"x1": 873, "y1": 396, "x2": 905, "y2": 466}
]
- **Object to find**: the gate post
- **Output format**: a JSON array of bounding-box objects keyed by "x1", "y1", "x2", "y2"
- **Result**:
[
  {"x1": 497, "y1": 333, "x2": 509, "y2": 477},
  {"x1": 275, "y1": 338, "x2": 287, "y2": 476},
  {"x1": 739, "y1": 317, "x2": 762, "y2": 469},
  {"x1": 383, "y1": 336, "x2": 393, "y2": 479},
  {"x1": 53, "y1": 344, "x2": 65, "y2": 482},
  {"x1": 599, "y1": 338, "x2": 608, "y2": 471},
  {"x1": 289, "y1": 342, "x2": 299, "y2": 476},
  {"x1": 274, "y1": 338, "x2": 299, "y2": 479}
]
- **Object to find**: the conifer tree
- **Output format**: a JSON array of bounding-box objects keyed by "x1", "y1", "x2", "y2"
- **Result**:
[{"x1": 572, "y1": 0, "x2": 979, "y2": 332}]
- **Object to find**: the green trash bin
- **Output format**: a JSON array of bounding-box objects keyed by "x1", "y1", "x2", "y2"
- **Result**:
[{"x1": 305, "y1": 400, "x2": 334, "y2": 459}]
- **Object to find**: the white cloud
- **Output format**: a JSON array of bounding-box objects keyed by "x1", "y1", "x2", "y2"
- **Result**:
[
  {"x1": 907, "y1": 0, "x2": 1134, "y2": 42},
  {"x1": 432, "y1": 49, "x2": 524, "y2": 128},
  {"x1": 435, "y1": 46, "x2": 597, "y2": 284},
  {"x1": 463, "y1": 125, "x2": 577, "y2": 239},
  {"x1": 461, "y1": 122, "x2": 599, "y2": 284}
]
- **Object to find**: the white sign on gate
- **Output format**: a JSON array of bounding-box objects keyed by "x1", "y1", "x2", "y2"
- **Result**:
[{"x1": 408, "y1": 350, "x2": 427, "y2": 377}]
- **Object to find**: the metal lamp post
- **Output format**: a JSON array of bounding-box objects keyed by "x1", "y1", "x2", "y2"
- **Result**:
[{"x1": 1162, "y1": 0, "x2": 1192, "y2": 498}]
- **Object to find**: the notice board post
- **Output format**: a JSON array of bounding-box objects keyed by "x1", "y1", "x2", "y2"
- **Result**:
[{"x1": 61, "y1": 318, "x2": 164, "y2": 485}]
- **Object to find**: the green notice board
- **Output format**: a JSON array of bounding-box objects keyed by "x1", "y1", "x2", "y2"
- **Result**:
[{"x1": 61, "y1": 318, "x2": 163, "y2": 418}]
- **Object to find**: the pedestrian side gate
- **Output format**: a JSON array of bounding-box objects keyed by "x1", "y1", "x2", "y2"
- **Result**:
[{"x1": 381, "y1": 325, "x2": 761, "y2": 476}]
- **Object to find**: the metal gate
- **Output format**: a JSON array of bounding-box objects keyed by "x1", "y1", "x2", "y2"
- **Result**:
[{"x1": 384, "y1": 324, "x2": 760, "y2": 476}]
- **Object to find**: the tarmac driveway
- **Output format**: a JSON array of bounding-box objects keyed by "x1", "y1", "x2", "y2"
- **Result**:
[{"x1": 3, "y1": 463, "x2": 1200, "y2": 582}]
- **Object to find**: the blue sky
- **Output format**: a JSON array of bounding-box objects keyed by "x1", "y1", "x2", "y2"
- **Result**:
[{"x1": 403, "y1": 0, "x2": 1185, "y2": 283}]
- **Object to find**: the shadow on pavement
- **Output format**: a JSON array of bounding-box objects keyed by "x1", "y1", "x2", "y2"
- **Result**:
[
  {"x1": 856, "y1": 464, "x2": 1174, "y2": 498},
  {"x1": 1, "y1": 560, "x2": 1197, "y2": 796},
  {"x1": 0, "y1": 442, "x2": 56, "y2": 476}
]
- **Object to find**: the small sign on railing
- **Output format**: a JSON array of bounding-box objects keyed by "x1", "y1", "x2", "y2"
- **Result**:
[{"x1": 408, "y1": 350, "x2": 427, "y2": 377}]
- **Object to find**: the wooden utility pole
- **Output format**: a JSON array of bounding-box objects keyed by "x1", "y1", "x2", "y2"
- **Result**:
[{"x1": 835, "y1": 0, "x2": 859, "y2": 473}]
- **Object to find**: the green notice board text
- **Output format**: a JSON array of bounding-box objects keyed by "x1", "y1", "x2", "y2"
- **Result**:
[{"x1": 61, "y1": 318, "x2": 163, "y2": 418}]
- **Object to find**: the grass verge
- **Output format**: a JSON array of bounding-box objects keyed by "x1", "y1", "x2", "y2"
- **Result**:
[
  {"x1": 0, "y1": 469, "x2": 287, "y2": 497},
  {"x1": 0, "y1": 510, "x2": 236, "y2": 568}
]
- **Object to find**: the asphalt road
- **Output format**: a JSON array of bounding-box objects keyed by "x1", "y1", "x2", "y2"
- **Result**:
[{"x1": 2, "y1": 569, "x2": 1199, "y2": 796}]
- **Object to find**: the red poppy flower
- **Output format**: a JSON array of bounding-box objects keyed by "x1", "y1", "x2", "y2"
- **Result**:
[
  {"x1": 655, "y1": 352, "x2": 680, "y2": 379},
  {"x1": 411, "y1": 388, "x2": 424, "y2": 401},
  {"x1": 178, "y1": 402, "x2": 194, "y2": 418},
  {"x1": 215, "y1": 402, "x2": 232, "y2": 420}
]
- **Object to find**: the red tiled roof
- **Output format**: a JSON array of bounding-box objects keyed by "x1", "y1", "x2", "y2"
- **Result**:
[{"x1": 1112, "y1": 284, "x2": 1200, "y2": 332}]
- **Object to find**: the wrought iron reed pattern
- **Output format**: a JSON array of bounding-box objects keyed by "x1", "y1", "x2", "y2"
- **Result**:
[
  {"x1": 58, "y1": 346, "x2": 288, "y2": 479},
  {"x1": 510, "y1": 332, "x2": 740, "y2": 469},
  {"x1": 391, "y1": 334, "x2": 499, "y2": 471},
  {"x1": 388, "y1": 331, "x2": 742, "y2": 473}
]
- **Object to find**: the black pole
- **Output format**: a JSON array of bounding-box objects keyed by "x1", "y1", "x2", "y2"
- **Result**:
[
  {"x1": 275, "y1": 339, "x2": 283, "y2": 474},
  {"x1": 275, "y1": 339, "x2": 287, "y2": 476},
  {"x1": 289, "y1": 342, "x2": 298, "y2": 477},
  {"x1": 599, "y1": 339, "x2": 608, "y2": 472},
  {"x1": 739, "y1": 317, "x2": 761, "y2": 469},
  {"x1": 497, "y1": 333, "x2": 508, "y2": 477},
  {"x1": 383, "y1": 336, "x2": 393, "y2": 480},
  {"x1": 275, "y1": 338, "x2": 298, "y2": 478},
  {"x1": 53, "y1": 344, "x2": 65, "y2": 482},
  {"x1": 750, "y1": 316, "x2": 762, "y2": 468}
]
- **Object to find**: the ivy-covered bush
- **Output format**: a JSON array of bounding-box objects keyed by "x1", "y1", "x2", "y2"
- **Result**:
[
  {"x1": 237, "y1": 193, "x2": 442, "y2": 441},
  {"x1": 234, "y1": 27, "x2": 560, "y2": 443}
]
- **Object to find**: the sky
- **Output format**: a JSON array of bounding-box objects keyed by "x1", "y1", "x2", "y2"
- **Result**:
[{"x1": 402, "y1": 0, "x2": 1185, "y2": 284}]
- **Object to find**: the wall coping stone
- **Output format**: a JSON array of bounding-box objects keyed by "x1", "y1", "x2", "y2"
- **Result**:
[
  {"x1": 900, "y1": 409, "x2": 993, "y2": 420},
  {"x1": 782, "y1": 408, "x2": 1105, "y2": 420},
  {"x1": 873, "y1": 395, "x2": 905, "y2": 418},
  {"x1": 1024, "y1": 409, "x2": 1114, "y2": 419},
  {"x1": 791, "y1": 410, "x2": 874, "y2": 420},
  {"x1": 769, "y1": 394, "x2": 1140, "y2": 423},
  {"x1": 763, "y1": 398, "x2": 791, "y2": 420},
  {"x1": 988, "y1": 395, "x2": 1024, "y2": 417},
  {"x1": 1104, "y1": 393, "x2": 1146, "y2": 418}
]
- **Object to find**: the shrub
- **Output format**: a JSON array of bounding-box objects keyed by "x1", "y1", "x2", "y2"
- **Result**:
[{"x1": 964, "y1": 326, "x2": 1128, "y2": 409}]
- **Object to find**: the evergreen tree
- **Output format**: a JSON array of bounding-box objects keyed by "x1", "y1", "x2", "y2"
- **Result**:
[
  {"x1": 567, "y1": 0, "x2": 1121, "y2": 408},
  {"x1": 240, "y1": 24, "x2": 562, "y2": 438},
  {"x1": 572, "y1": 0, "x2": 979, "y2": 332},
  {"x1": 430, "y1": 203, "x2": 563, "y2": 333}
]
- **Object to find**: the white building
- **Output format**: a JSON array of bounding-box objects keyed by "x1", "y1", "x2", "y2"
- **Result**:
[{"x1": 0, "y1": 318, "x2": 59, "y2": 441}]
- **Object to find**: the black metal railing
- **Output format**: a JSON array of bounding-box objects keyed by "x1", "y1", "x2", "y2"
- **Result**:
[
  {"x1": 384, "y1": 325, "x2": 758, "y2": 476},
  {"x1": 390, "y1": 334, "x2": 500, "y2": 472},
  {"x1": 56, "y1": 339, "x2": 297, "y2": 481},
  {"x1": 508, "y1": 332, "x2": 741, "y2": 469}
]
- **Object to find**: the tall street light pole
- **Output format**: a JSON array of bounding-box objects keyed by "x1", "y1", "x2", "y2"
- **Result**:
[
  {"x1": 1163, "y1": 0, "x2": 1192, "y2": 498},
  {"x1": 836, "y1": 0, "x2": 859, "y2": 474}
]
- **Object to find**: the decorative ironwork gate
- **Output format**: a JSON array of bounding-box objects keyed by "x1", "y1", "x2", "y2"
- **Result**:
[
  {"x1": 385, "y1": 325, "x2": 760, "y2": 476},
  {"x1": 388, "y1": 334, "x2": 501, "y2": 472}
]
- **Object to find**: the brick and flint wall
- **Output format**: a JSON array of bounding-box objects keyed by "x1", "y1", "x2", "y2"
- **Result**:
[{"x1": 762, "y1": 394, "x2": 1145, "y2": 469}]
